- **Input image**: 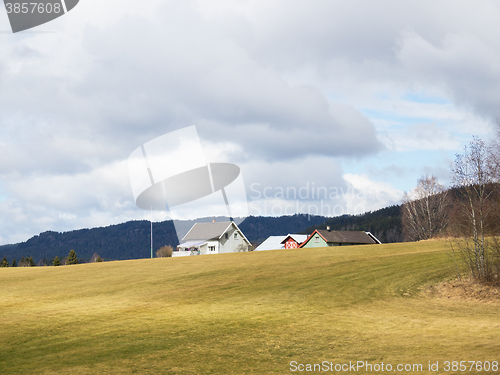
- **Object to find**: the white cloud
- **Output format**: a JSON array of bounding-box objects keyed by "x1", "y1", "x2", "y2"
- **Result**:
[
  {"x1": 343, "y1": 173, "x2": 403, "y2": 212},
  {"x1": 1, "y1": 1, "x2": 500, "y2": 244}
]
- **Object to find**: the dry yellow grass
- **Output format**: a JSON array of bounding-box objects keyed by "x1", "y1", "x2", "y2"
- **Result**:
[{"x1": 1, "y1": 240, "x2": 499, "y2": 374}]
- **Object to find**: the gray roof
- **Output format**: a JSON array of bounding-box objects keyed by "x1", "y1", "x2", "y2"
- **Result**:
[
  {"x1": 183, "y1": 221, "x2": 233, "y2": 241},
  {"x1": 316, "y1": 230, "x2": 378, "y2": 244}
]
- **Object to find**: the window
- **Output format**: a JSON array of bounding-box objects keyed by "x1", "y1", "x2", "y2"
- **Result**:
[
  {"x1": 315, "y1": 236, "x2": 319, "y2": 243},
  {"x1": 209, "y1": 246, "x2": 216, "y2": 252},
  {"x1": 234, "y1": 233, "x2": 238, "y2": 239},
  {"x1": 225, "y1": 233, "x2": 228, "y2": 239}
]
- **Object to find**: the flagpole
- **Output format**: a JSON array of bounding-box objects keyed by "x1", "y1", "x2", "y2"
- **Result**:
[{"x1": 150, "y1": 206, "x2": 153, "y2": 258}]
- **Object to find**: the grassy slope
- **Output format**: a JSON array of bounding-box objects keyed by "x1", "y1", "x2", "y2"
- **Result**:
[{"x1": 1, "y1": 240, "x2": 499, "y2": 374}]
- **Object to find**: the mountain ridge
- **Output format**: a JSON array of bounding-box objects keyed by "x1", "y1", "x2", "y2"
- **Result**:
[{"x1": 0, "y1": 207, "x2": 403, "y2": 264}]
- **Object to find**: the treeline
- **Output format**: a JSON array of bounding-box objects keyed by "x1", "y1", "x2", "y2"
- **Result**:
[
  {"x1": 303, "y1": 205, "x2": 403, "y2": 243},
  {"x1": 0, "y1": 249, "x2": 92, "y2": 267},
  {"x1": 0, "y1": 214, "x2": 329, "y2": 266},
  {"x1": 0, "y1": 220, "x2": 179, "y2": 265},
  {"x1": 403, "y1": 136, "x2": 500, "y2": 284},
  {"x1": 402, "y1": 181, "x2": 500, "y2": 241}
]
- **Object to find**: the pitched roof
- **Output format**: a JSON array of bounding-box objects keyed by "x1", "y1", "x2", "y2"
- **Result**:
[
  {"x1": 182, "y1": 221, "x2": 251, "y2": 245},
  {"x1": 321, "y1": 230, "x2": 377, "y2": 244},
  {"x1": 300, "y1": 230, "x2": 379, "y2": 247},
  {"x1": 280, "y1": 234, "x2": 308, "y2": 245},
  {"x1": 182, "y1": 221, "x2": 233, "y2": 241}
]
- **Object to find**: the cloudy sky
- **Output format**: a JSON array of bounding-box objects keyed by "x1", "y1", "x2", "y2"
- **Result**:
[{"x1": 1, "y1": 0, "x2": 499, "y2": 244}]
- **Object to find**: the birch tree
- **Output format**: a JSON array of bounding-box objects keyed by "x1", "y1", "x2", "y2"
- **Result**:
[
  {"x1": 452, "y1": 137, "x2": 496, "y2": 282},
  {"x1": 402, "y1": 175, "x2": 449, "y2": 241}
]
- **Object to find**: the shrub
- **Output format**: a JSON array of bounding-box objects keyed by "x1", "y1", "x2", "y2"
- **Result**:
[{"x1": 156, "y1": 245, "x2": 173, "y2": 258}]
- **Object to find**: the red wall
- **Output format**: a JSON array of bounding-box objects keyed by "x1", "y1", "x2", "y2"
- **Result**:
[{"x1": 284, "y1": 239, "x2": 298, "y2": 249}]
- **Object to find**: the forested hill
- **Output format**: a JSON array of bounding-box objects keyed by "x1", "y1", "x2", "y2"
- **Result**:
[
  {"x1": 0, "y1": 220, "x2": 179, "y2": 264},
  {"x1": 0, "y1": 214, "x2": 328, "y2": 264},
  {"x1": 0, "y1": 208, "x2": 402, "y2": 264},
  {"x1": 303, "y1": 205, "x2": 403, "y2": 243}
]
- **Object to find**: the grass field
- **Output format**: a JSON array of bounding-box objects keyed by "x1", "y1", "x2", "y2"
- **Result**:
[{"x1": 1, "y1": 240, "x2": 499, "y2": 374}]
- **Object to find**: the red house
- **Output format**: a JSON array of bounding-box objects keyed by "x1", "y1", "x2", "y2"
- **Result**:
[{"x1": 280, "y1": 234, "x2": 308, "y2": 249}]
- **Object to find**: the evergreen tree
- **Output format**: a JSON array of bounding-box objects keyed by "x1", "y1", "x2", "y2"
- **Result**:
[
  {"x1": 67, "y1": 250, "x2": 78, "y2": 265},
  {"x1": 52, "y1": 256, "x2": 61, "y2": 266},
  {"x1": 1, "y1": 256, "x2": 9, "y2": 267},
  {"x1": 11, "y1": 259, "x2": 17, "y2": 267},
  {"x1": 28, "y1": 257, "x2": 35, "y2": 267}
]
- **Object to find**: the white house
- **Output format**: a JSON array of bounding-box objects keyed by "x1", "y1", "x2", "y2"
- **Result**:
[
  {"x1": 176, "y1": 221, "x2": 251, "y2": 255},
  {"x1": 254, "y1": 234, "x2": 308, "y2": 251}
]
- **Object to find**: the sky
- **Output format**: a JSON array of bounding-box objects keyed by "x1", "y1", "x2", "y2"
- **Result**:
[{"x1": 1, "y1": 0, "x2": 500, "y2": 245}]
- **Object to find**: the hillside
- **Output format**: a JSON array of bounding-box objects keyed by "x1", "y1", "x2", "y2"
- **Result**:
[
  {"x1": 0, "y1": 206, "x2": 405, "y2": 265},
  {"x1": 0, "y1": 206, "x2": 404, "y2": 265},
  {"x1": 0, "y1": 214, "x2": 328, "y2": 264},
  {"x1": 1, "y1": 240, "x2": 498, "y2": 374},
  {"x1": 0, "y1": 220, "x2": 179, "y2": 264}
]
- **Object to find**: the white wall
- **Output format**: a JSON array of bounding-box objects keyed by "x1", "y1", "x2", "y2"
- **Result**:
[{"x1": 219, "y1": 224, "x2": 248, "y2": 253}]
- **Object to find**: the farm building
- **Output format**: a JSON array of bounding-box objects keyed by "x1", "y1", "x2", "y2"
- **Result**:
[
  {"x1": 176, "y1": 221, "x2": 251, "y2": 255},
  {"x1": 254, "y1": 236, "x2": 286, "y2": 251},
  {"x1": 254, "y1": 234, "x2": 308, "y2": 251},
  {"x1": 299, "y1": 228, "x2": 381, "y2": 248},
  {"x1": 281, "y1": 234, "x2": 308, "y2": 249}
]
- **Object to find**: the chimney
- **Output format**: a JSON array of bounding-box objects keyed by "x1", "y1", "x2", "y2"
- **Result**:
[{"x1": 326, "y1": 225, "x2": 331, "y2": 232}]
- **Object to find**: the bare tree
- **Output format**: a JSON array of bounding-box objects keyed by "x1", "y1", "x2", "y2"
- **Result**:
[
  {"x1": 236, "y1": 244, "x2": 248, "y2": 252},
  {"x1": 402, "y1": 175, "x2": 449, "y2": 241},
  {"x1": 90, "y1": 252, "x2": 103, "y2": 263},
  {"x1": 451, "y1": 136, "x2": 497, "y2": 282}
]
